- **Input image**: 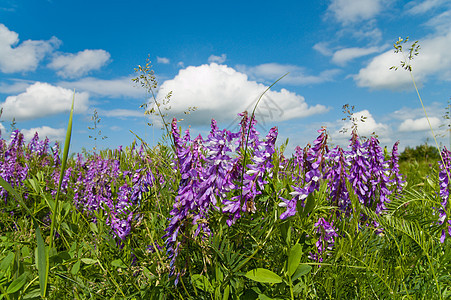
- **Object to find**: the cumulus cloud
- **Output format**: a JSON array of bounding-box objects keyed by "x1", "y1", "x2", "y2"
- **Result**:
[
  {"x1": 0, "y1": 23, "x2": 60, "y2": 73},
  {"x1": 327, "y1": 0, "x2": 385, "y2": 24},
  {"x1": 0, "y1": 82, "x2": 89, "y2": 121},
  {"x1": 398, "y1": 117, "x2": 441, "y2": 132},
  {"x1": 59, "y1": 77, "x2": 142, "y2": 98},
  {"x1": 208, "y1": 54, "x2": 227, "y2": 64},
  {"x1": 354, "y1": 30, "x2": 451, "y2": 90},
  {"x1": 342, "y1": 109, "x2": 389, "y2": 136},
  {"x1": 156, "y1": 63, "x2": 329, "y2": 125},
  {"x1": 0, "y1": 79, "x2": 32, "y2": 94},
  {"x1": 157, "y1": 56, "x2": 170, "y2": 64},
  {"x1": 22, "y1": 126, "x2": 65, "y2": 142},
  {"x1": 48, "y1": 49, "x2": 110, "y2": 78},
  {"x1": 330, "y1": 109, "x2": 391, "y2": 145},
  {"x1": 331, "y1": 46, "x2": 383, "y2": 66},
  {"x1": 237, "y1": 63, "x2": 340, "y2": 85}
]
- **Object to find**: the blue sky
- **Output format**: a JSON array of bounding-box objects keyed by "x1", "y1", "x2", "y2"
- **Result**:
[{"x1": 0, "y1": 0, "x2": 450, "y2": 154}]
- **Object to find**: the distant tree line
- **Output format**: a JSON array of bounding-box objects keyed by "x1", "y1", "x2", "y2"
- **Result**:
[{"x1": 399, "y1": 144, "x2": 441, "y2": 163}]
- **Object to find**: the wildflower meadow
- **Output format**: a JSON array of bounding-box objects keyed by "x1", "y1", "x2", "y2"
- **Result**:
[{"x1": 1, "y1": 39, "x2": 450, "y2": 299}]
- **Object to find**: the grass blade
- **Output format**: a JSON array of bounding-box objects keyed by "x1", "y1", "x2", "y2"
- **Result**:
[
  {"x1": 36, "y1": 226, "x2": 48, "y2": 297},
  {"x1": 49, "y1": 90, "x2": 75, "y2": 250},
  {"x1": 44, "y1": 90, "x2": 75, "y2": 297}
]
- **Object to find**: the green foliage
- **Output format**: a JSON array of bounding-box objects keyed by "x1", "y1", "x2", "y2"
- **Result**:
[
  {"x1": 1, "y1": 51, "x2": 451, "y2": 299},
  {"x1": 1, "y1": 132, "x2": 450, "y2": 299},
  {"x1": 399, "y1": 144, "x2": 440, "y2": 163}
]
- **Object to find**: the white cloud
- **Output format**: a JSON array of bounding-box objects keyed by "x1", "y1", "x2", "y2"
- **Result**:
[
  {"x1": 327, "y1": 0, "x2": 385, "y2": 24},
  {"x1": 0, "y1": 23, "x2": 60, "y2": 73},
  {"x1": 406, "y1": 0, "x2": 448, "y2": 15},
  {"x1": 425, "y1": 9, "x2": 451, "y2": 31},
  {"x1": 59, "y1": 76, "x2": 142, "y2": 98},
  {"x1": 313, "y1": 42, "x2": 333, "y2": 56},
  {"x1": 331, "y1": 109, "x2": 391, "y2": 145},
  {"x1": 354, "y1": 30, "x2": 451, "y2": 90},
  {"x1": 0, "y1": 82, "x2": 89, "y2": 121},
  {"x1": 398, "y1": 117, "x2": 441, "y2": 132},
  {"x1": 391, "y1": 102, "x2": 444, "y2": 121},
  {"x1": 342, "y1": 109, "x2": 389, "y2": 136},
  {"x1": 352, "y1": 26, "x2": 383, "y2": 42},
  {"x1": 237, "y1": 63, "x2": 340, "y2": 85},
  {"x1": 157, "y1": 56, "x2": 170, "y2": 64},
  {"x1": 177, "y1": 61, "x2": 185, "y2": 68},
  {"x1": 0, "y1": 123, "x2": 5, "y2": 137},
  {"x1": 100, "y1": 108, "x2": 143, "y2": 118},
  {"x1": 156, "y1": 63, "x2": 329, "y2": 125},
  {"x1": 0, "y1": 79, "x2": 33, "y2": 94},
  {"x1": 332, "y1": 46, "x2": 382, "y2": 66},
  {"x1": 208, "y1": 54, "x2": 227, "y2": 64},
  {"x1": 22, "y1": 126, "x2": 65, "y2": 142},
  {"x1": 48, "y1": 49, "x2": 110, "y2": 78}
]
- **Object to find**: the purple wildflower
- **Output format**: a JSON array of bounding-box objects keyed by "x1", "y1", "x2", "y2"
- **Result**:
[
  {"x1": 308, "y1": 217, "x2": 339, "y2": 262},
  {"x1": 438, "y1": 148, "x2": 451, "y2": 243},
  {"x1": 223, "y1": 125, "x2": 278, "y2": 225},
  {"x1": 280, "y1": 128, "x2": 328, "y2": 219}
]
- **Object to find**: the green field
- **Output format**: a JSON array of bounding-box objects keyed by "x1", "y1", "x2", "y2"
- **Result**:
[{"x1": 0, "y1": 115, "x2": 450, "y2": 299}]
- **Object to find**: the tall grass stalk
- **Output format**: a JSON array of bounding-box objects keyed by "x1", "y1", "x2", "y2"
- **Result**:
[
  {"x1": 392, "y1": 37, "x2": 451, "y2": 225},
  {"x1": 239, "y1": 73, "x2": 288, "y2": 208},
  {"x1": 45, "y1": 91, "x2": 74, "y2": 297}
]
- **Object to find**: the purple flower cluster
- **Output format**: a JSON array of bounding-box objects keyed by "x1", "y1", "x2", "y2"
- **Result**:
[
  {"x1": 308, "y1": 217, "x2": 339, "y2": 262},
  {"x1": 280, "y1": 129, "x2": 404, "y2": 221},
  {"x1": 164, "y1": 114, "x2": 278, "y2": 282},
  {"x1": 1, "y1": 131, "x2": 62, "y2": 204},
  {"x1": 72, "y1": 151, "x2": 155, "y2": 240},
  {"x1": 280, "y1": 128, "x2": 328, "y2": 219},
  {"x1": 0, "y1": 131, "x2": 29, "y2": 202},
  {"x1": 0, "y1": 130, "x2": 159, "y2": 242},
  {"x1": 223, "y1": 125, "x2": 278, "y2": 225},
  {"x1": 438, "y1": 148, "x2": 451, "y2": 243}
]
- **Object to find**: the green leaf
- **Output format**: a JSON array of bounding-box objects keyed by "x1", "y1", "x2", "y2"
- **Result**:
[
  {"x1": 191, "y1": 274, "x2": 213, "y2": 293},
  {"x1": 71, "y1": 261, "x2": 81, "y2": 275},
  {"x1": 0, "y1": 252, "x2": 14, "y2": 272},
  {"x1": 7, "y1": 272, "x2": 28, "y2": 294},
  {"x1": 81, "y1": 258, "x2": 98, "y2": 265},
  {"x1": 35, "y1": 226, "x2": 48, "y2": 297},
  {"x1": 301, "y1": 193, "x2": 315, "y2": 217},
  {"x1": 280, "y1": 220, "x2": 291, "y2": 246},
  {"x1": 287, "y1": 243, "x2": 303, "y2": 277},
  {"x1": 292, "y1": 264, "x2": 312, "y2": 282},
  {"x1": 57, "y1": 251, "x2": 71, "y2": 261},
  {"x1": 22, "y1": 287, "x2": 42, "y2": 299},
  {"x1": 245, "y1": 268, "x2": 282, "y2": 284},
  {"x1": 223, "y1": 285, "x2": 230, "y2": 300},
  {"x1": 89, "y1": 222, "x2": 98, "y2": 234},
  {"x1": 111, "y1": 259, "x2": 127, "y2": 268}
]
